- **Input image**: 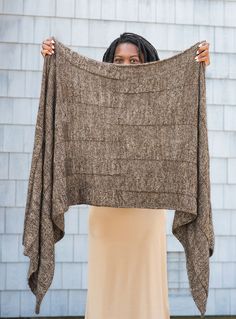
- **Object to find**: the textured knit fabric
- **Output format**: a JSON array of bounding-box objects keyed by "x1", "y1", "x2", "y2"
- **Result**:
[{"x1": 22, "y1": 39, "x2": 215, "y2": 317}]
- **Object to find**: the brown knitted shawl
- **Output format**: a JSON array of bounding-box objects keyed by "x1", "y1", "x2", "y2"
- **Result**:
[{"x1": 22, "y1": 39, "x2": 215, "y2": 317}]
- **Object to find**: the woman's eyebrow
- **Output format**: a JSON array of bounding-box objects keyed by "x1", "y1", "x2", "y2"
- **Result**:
[{"x1": 114, "y1": 55, "x2": 139, "y2": 58}]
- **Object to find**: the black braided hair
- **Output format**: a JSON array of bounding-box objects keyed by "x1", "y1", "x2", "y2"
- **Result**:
[{"x1": 102, "y1": 32, "x2": 160, "y2": 63}]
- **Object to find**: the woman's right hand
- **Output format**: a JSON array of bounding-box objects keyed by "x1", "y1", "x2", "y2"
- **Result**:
[{"x1": 41, "y1": 37, "x2": 55, "y2": 57}]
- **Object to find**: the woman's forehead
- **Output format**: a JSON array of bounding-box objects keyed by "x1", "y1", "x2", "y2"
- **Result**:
[{"x1": 114, "y1": 42, "x2": 139, "y2": 55}]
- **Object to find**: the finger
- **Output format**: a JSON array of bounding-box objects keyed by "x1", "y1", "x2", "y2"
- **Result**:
[
  {"x1": 197, "y1": 56, "x2": 209, "y2": 62},
  {"x1": 42, "y1": 39, "x2": 55, "y2": 48},
  {"x1": 42, "y1": 44, "x2": 55, "y2": 55},
  {"x1": 197, "y1": 42, "x2": 209, "y2": 53},
  {"x1": 196, "y1": 58, "x2": 210, "y2": 67},
  {"x1": 46, "y1": 37, "x2": 55, "y2": 43},
  {"x1": 196, "y1": 47, "x2": 209, "y2": 59},
  {"x1": 198, "y1": 41, "x2": 209, "y2": 48},
  {"x1": 42, "y1": 43, "x2": 55, "y2": 51},
  {"x1": 41, "y1": 49, "x2": 53, "y2": 56},
  {"x1": 42, "y1": 40, "x2": 52, "y2": 47},
  {"x1": 42, "y1": 43, "x2": 53, "y2": 51},
  {"x1": 197, "y1": 50, "x2": 209, "y2": 58}
]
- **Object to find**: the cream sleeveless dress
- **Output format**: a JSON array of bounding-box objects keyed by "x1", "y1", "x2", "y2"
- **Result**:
[{"x1": 85, "y1": 205, "x2": 170, "y2": 319}]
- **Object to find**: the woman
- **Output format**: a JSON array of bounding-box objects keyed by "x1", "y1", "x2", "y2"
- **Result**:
[{"x1": 41, "y1": 32, "x2": 210, "y2": 319}]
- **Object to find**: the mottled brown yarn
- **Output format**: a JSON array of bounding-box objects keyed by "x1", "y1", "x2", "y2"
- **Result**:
[{"x1": 22, "y1": 39, "x2": 215, "y2": 317}]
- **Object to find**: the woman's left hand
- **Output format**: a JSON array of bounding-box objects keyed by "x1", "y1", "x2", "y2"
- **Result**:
[{"x1": 195, "y1": 41, "x2": 210, "y2": 66}]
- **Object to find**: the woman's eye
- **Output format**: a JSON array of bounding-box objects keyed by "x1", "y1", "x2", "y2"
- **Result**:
[{"x1": 114, "y1": 59, "x2": 139, "y2": 64}]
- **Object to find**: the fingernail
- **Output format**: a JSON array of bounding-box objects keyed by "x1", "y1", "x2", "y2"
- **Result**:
[
  {"x1": 49, "y1": 52, "x2": 52, "y2": 55},
  {"x1": 52, "y1": 50, "x2": 54, "y2": 54},
  {"x1": 51, "y1": 39, "x2": 55, "y2": 44},
  {"x1": 52, "y1": 45, "x2": 55, "y2": 49},
  {"x1": 195, "y1": 56, "x2": 198, "y2": 61},
  {"x1": 196, "y1": 50, "x2": 199, "y2": 54}
]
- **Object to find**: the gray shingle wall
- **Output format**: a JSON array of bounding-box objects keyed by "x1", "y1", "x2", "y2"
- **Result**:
[{"x1": 0, "y1": 0, "x2": 235, "y2": 316}]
